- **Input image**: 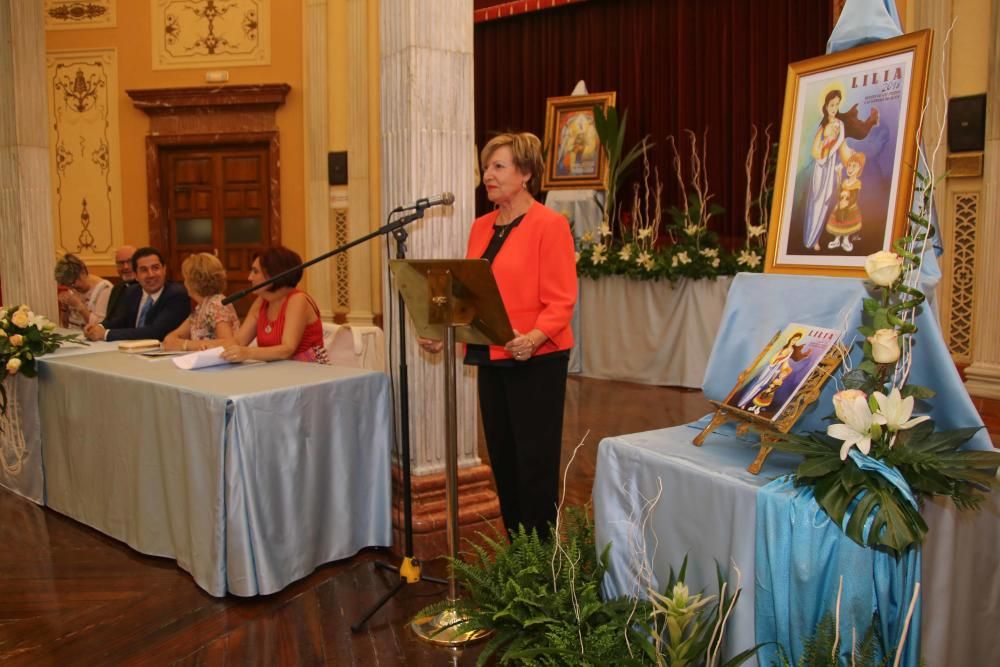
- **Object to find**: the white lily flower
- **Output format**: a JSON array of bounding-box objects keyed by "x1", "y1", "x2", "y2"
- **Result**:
[
  {"x1": 637, "y1": 227, "x2": 653, "y2": 240},
  {"x1": 826, "y1": 392, "x2": 875, "y2": 460},
  {"x1": 598, "y1": 222, "x2": 612, "y2": 237},
  {"x1": 675, "y1": 251, "x2": 691, "y2": 265},
  {"x1": 737, "y1": 249, "x2": 761, "y2": 268},
  {"x1": 637, "y1": 251, "x2": 654, "y2": 270},
  {"x1": 700, "y1": 247, "x2": 718, "y2": 258},
  {"x1": 872, "y1": 388, "x2": 930, "y2": 433},
  {"x1": 747, "y1": 224, "x2": 767, "y2": 238},
  {"x1": 684, "y1": 223, "x2": 700, "y2": 236},
  {"x1": 581, "y1": 231, "x2": 594, "y2": 244},
  {"x1": 618, "y1": 245, "x2": 633, "y2": 261}
]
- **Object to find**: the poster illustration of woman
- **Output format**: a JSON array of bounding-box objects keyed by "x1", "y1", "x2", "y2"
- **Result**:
[
  {"x1": 801, "y1": 86, "x2": 879, "y2": 252},
  {"x1": 765, "y1": 31, "x2": 931, "y2": 277},
  {"x1": 725, "y1": 323, "x2": 842, "y2": 422}
]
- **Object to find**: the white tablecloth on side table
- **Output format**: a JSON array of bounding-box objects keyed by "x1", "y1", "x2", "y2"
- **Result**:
[{"x1": 578, "y1": 275, "x2": 732, "y2": 388}]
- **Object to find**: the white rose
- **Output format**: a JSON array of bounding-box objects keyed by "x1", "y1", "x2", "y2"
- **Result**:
[
  {"x1": 868, "y1": 329, "x2": 900, "y2": 364},
  {"x1": 864, "y1": 251, "x2": 903, "y2": 286},
  {"x1": 9, "y1": 334, "x2": 23, "y2": 347},
  {"x1": 10, "y1": 310, "x2": 29, "y2": 328},
  {"x1": 832, "y1": 389, "x2": 867, "y2": 423},
  {"x1": 6, "y1": 357, "x2": 21, "y2": 375}
]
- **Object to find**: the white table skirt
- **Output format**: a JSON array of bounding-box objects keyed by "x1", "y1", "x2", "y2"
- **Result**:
[{"x1": 578, "y1": 275, "x2": 732, "y2": 388}]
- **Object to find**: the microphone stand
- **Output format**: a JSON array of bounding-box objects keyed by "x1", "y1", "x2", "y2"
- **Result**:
[
  {"x1": 351, "y1": 212, "x2": 447, "y2": 633},
  {"x1": 222, "y1": 202, "x2": 449, "y2": 631}
]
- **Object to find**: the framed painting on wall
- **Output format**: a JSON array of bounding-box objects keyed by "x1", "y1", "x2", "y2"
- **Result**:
[
  {"x1": 765, "y1": 30, "x2": 931, "y2": 276},
  {"x1": 541, "y1": 92, "x2": 615, "y2": 190}
]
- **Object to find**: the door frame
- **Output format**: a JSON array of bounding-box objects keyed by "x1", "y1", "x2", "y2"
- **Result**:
[{"x1": 147, "y1": 132, "x2": 281, "y2": 253}]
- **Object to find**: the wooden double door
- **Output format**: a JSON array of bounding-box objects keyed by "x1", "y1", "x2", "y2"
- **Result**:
[{"x1": 162, "y1": 145, "x2": 272, "y2": 318}]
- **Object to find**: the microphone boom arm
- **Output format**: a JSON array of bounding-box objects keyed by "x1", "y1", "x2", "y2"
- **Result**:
[{"x1": 222, "y1": 207, "x2": 430, "y2": 305}]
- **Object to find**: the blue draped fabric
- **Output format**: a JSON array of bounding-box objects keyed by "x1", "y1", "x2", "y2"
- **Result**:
[
  {"x1": 702, "y1": 274, "x2": 990, "y2": 452},
  {"x1": 705, "y1": 270, "x2": 986, "y2": 666},
  {"x1": 755, "y1": 477, "x2": 922, "y2": 666}
]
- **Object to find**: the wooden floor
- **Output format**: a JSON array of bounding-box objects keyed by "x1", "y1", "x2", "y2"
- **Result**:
[{"x1": 0, "y1": 376, "x2": 712, "y2": 666}]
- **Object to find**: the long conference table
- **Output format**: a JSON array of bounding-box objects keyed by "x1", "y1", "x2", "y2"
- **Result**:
[{"x1": 3, "y1": 344, "x2": 393, "y2": 597}]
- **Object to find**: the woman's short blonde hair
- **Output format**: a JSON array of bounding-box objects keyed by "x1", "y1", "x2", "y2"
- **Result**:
[
  {"x1": 54, "y1": 254, "x2": 88, "y2": 286},
  {"x1": 182, "y1": 253, "x2": 227, "y2": 297},
  {"x1": 480, "y1": 132, "x2": 545, "y2": 195}
]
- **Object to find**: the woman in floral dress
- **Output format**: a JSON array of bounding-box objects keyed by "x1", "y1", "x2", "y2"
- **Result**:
[{"x1": 163, "y1": 253, "x2": 239, "y2": 352}]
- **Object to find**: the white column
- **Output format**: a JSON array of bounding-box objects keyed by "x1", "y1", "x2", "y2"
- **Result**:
[
  {"x1": 380, "y1": 0, "x2": 479, "y2": 474},
  {"x1": 965, "y1": 0, "x2": 1000, "y2": 399},
  {"x1": 345, "y1": 0, "x2": 375, "y2": 325},
  {"x1": 303, "y1": 0, "x2": 334, "y2": 319},
  {"x1": 0, "y1": 0, "x2": 57, "y2": 316}
]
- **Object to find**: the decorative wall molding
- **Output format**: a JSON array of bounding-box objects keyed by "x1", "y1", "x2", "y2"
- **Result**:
[
  {"x1": 46, "y1": 48, "x2": 124, "y2": 265},
  {"x1": 948, "y1": 193, "x2": 978, "y2": 362},
  {"x1": 151, "y1": 0, "x2": 270, "y2": 70},
  {"x1": 334, "y1": 209, "x2": 350, "y2": 311},
  {"x1": 45, "y1": 1, "x2": 116, "y2": 30}
]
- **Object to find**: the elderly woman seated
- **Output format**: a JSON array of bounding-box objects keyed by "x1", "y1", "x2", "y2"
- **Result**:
[
  {"x1": 54, "y1": 253, "x2": 113, "y2": 328},
  {"x1": 163, "y1": 253, "x2": 240, "y2": 351}
]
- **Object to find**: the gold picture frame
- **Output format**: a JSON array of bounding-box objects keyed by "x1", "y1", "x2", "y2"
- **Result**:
[
  {"x1": 541, "y1": 92, "x2": 615, "y2": 191},
  {"x1": 764, "y1": 30, "x2": 932, "y2": 277}
]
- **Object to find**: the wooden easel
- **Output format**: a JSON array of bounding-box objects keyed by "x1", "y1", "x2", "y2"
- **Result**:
[{"x1": 693, "y1": 335, "x2": 847, "y2": 474}]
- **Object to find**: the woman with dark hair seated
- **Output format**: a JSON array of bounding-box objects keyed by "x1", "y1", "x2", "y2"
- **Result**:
[{"x1": 220, "y1": 246, "x2": 329, "y2": 364}]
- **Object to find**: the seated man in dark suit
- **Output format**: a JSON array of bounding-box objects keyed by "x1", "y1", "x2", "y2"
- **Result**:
[
  {"x1": 104, "y1": 244, "x2": 137, "y2": 323},
  {"x1": 84, "y1": 247, "x2": 191, "y2": 342}
]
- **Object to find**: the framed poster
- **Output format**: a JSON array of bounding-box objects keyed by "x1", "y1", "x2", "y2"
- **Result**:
[
  {"x1": 765, "y1": 30, "x2": 931, "y2": 276},
  {"x1": 541, "y1": 92, "x2": 615, "y2": 190},
  {"x1": 723, "y1": 323, "x2": 843, "y2": 422}
]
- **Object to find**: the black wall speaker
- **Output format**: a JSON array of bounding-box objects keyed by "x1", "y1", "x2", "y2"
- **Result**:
[
  {"x1": 328, "y1": 151, "x2": 348, "y2": 185},
  {"x1": 947, "y1": 94, "x2": 987, "y2": 153}
]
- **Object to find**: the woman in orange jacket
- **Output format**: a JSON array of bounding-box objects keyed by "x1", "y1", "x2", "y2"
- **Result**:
[{"x1": 421, "y1": 132, "x2": 577, "y2": 539}]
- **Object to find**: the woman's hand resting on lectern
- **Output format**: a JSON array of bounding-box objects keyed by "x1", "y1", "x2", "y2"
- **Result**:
[{"x1": 417, "y1": 337, "x2": 444, "y2": 353}]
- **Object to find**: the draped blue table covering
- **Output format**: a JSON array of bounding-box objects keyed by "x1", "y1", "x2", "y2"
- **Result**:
[
  {"x1": 37, "y1": 351, "x2": 393, "y2": 596},
  {"x1": 594, "y1": 273, "x2": 995, "y2": 665}
]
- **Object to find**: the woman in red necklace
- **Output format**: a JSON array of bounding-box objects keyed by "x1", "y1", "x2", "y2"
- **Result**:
[{"x1": 221, "y1": 246, "x2": 328, "y2": 364}]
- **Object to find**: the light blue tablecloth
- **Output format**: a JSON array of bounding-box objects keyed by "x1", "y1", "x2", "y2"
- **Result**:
[
  {"x1": 0, "y1": 340, "x2": 115, "y2": 503},
  {"x1": 37, "y1": 351, "x2": 393, "y2": 596}
]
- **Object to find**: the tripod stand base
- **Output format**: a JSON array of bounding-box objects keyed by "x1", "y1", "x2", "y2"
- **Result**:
[{"x1": 410, "y1": 606, "x2": 493, "y2": 646}]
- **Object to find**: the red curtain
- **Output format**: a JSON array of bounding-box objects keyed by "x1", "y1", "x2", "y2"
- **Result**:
[{"x1": 474, "y1": 0, "x2": 832, "y2": 245}]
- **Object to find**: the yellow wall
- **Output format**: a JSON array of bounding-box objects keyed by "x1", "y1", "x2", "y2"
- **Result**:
[
  {"x1": 45, "y1": 1, "x2": 306, "y2": 279},
  {"x1": 950, "y1": 0, "x2": 991, "y2": 96}
]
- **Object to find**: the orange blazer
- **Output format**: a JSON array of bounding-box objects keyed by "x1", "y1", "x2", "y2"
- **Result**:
[{"x1": 466, "y1": 201, "x2": 577, "y2": 361}]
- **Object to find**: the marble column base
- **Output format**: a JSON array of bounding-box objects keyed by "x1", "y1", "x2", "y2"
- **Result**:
[
  {"x1": 390, "y1": 463, "x2": 503, "y2": 561},
  {"x1": 965, "y1": 361, "x2": 1000, "y2": 400}
]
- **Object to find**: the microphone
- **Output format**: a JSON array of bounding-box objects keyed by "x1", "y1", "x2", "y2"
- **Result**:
[{"x1": 400, "y1": 192, "x2": 455, "y2": 212}]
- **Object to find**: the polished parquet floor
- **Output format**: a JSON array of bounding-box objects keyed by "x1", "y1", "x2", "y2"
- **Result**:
[{"x1": 0, "y1": 377, "x2": 712, "y2": 666}]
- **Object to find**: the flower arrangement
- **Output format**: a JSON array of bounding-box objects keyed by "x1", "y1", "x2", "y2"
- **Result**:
[
  {"x1": 576, "y1": 128, "x2": 776, "y2": 283},
  {"x1": 0, "y1": 304, "x2": 84, "y2": 420},
  {"x1": 768, "y1": 174, "x2": 1000, "y2": 554}
]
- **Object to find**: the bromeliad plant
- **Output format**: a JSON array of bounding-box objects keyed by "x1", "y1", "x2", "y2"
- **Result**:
[
  {"x1": 0, "y1": 305, "x2": 84, "y2": 422},
  {"x1": 768, "y1": 173, "x2": 1000, "y2": 554}
]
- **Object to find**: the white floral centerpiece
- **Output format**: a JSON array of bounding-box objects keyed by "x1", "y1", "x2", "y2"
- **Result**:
[
  {"x1": 0, "y1": 305, "x2": 84, "y2": 423},
  {"x1": 575, "y1": 126, "x2": 776, "y2": 283}
]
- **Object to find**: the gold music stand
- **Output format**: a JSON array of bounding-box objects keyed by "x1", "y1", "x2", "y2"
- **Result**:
[{"x1": 389, "y1": 258, "x2": 513, "y2": 647}]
